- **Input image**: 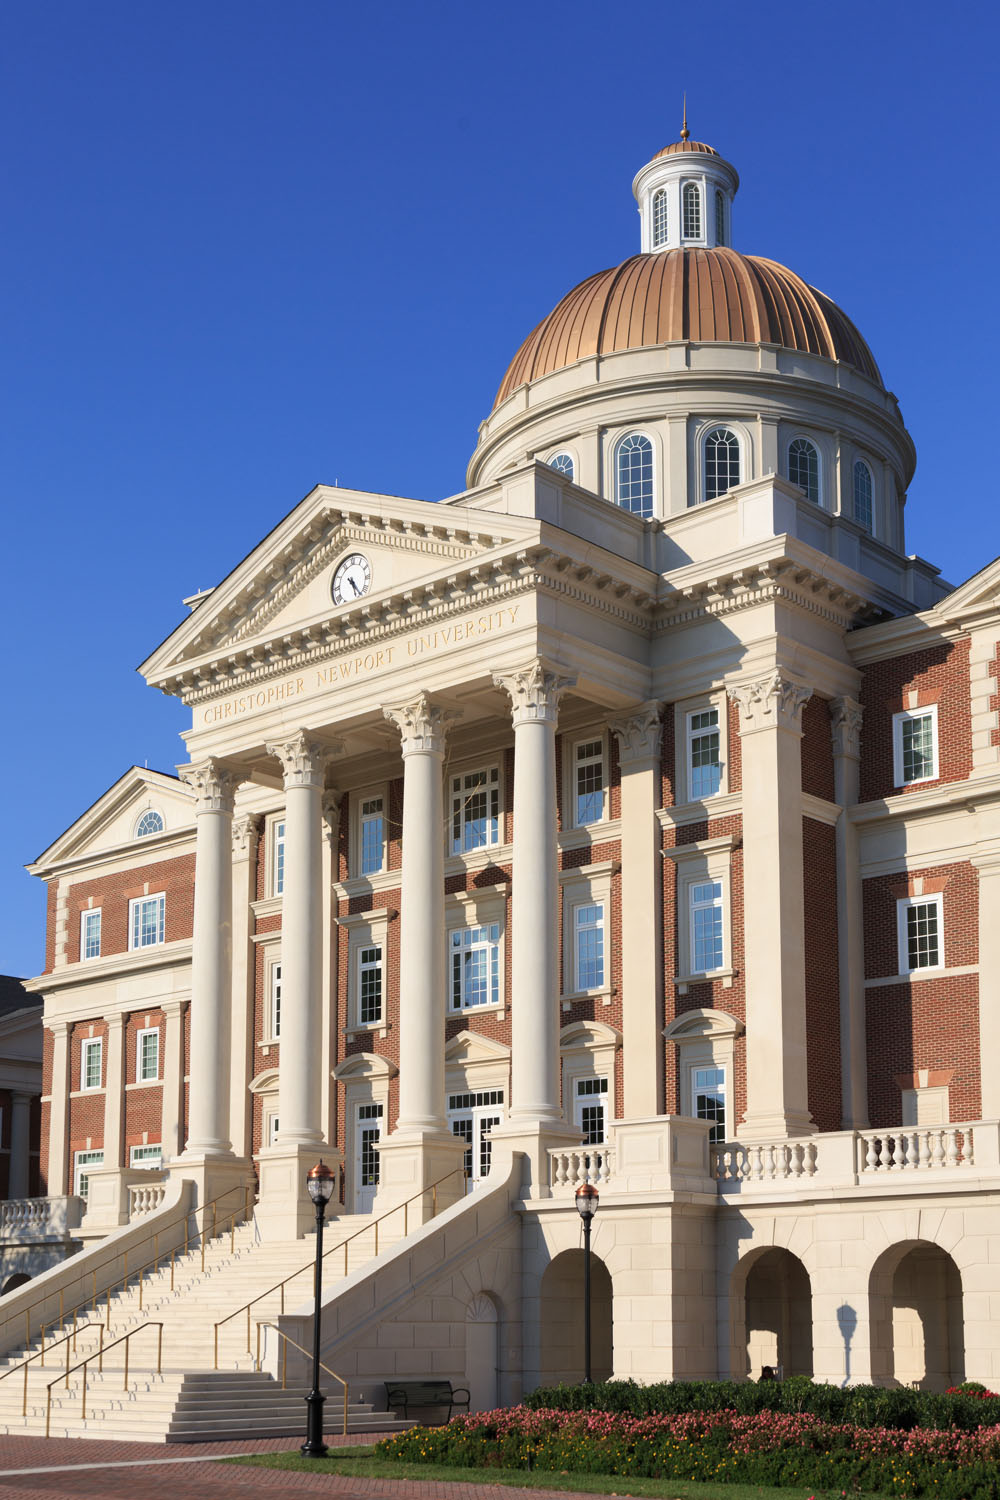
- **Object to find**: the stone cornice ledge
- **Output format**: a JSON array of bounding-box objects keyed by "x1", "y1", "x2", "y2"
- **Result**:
[
  {"x1": 850, "y1": 770, "x2": 1000, "y2": 826},
  {"x1": 658, "y1": 793, "x2": 742, "y2": 828},
  {"x1": 25, "y1": 939, "x2": 194, "y2": 994}
]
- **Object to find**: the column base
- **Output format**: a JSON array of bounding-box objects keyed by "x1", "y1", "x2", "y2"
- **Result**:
[
  {"x1": 486, "y1": 1118, "x2": 582, "y2": 1200},
  {"x1": 373, "y1": 1129, "x2": 468, "y2": 1229},
  {"x1": 255, "y1": 1142, "x2": 344, "y2": 1241},
  {"x1": 166, "y1": 1153, "x2": 257, "y2": 1222},
  {"x1": 736, "y1": 1110, "x2": 817, "y2": 1142}
]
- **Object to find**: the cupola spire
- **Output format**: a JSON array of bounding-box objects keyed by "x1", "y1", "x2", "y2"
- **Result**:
[{"x1": 680, "y1": 94, "x2": 689, "y2": 141}]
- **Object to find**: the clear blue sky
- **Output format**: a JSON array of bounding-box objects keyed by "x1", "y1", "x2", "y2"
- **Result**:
[{"x1": 2, "y1": 0, "x2": 998, "y2": 978}]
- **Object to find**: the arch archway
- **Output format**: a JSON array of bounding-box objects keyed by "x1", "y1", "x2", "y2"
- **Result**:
[
  {"x1": 731, "y1": 1247, "x2": 812, "y2": 1379},
  {"x1": 1, "y1": 1273, "x2": 31, "y2": 1296},
  {"x1": 540, "y1": 1250, "x2": 613, "y2": 1385},
  {"x1": 869, "y1": 1241, "x2": 964, "y2": 1390}
]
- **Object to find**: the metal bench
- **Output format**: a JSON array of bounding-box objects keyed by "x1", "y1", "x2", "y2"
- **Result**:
[{"x1": 384, "y1": 1378, "x2": 471, "y2": 1425}]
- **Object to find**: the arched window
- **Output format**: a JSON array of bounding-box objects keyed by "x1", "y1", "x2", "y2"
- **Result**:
[
  {"x1": 683, "y1": 182, "x2": 702, "y2": 239},
  {"x1": 615, "y1": 433, "x2": 654, "y2": 518},
  {"x1": 788, "y1": 438, "x2": 820, "y2": 503},
  {"x1": 703, "y1": 428, "x2": 741, "y2": 501},
  {"x1": 135, "y1": 810, "x2": 164, "y2": 839},
  {"x1": 715, "y1": 190, "x2": 726, "y2": 246},
  {"x1": 853, "y1": 459, "x2": 874, "y2": 532},
  {"x1": 652, "y1": 189, "x2": 669, "y2": 248},
  {"x1": 549, "y1": 452, "x2": 574, "y2": 480}
]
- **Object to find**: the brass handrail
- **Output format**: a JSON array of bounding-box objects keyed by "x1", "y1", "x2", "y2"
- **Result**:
[
  {"x1": 0, "y1": 1322, "x2": 104, "y2": 1418},
  {"x1": 213, "y1": 1165, "x2": 468, "y2": 1367},
  {"x1": 45, "y1": 1321, "x2": 163, "y2": 1438},
  {"x1": 256, "y1": 1321, "x2": 349, "y2": 1435}
]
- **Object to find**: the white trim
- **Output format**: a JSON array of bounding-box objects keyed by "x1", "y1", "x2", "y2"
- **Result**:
[
  {"x1": 353, "y1": 785, "x2": 388, "y2": 878},
  {"x1": 74, "y1": 1149, "x2": 103, "y2": 1199},
  {"x1": 696, "y1": 421, "x2": 748, "y2": 505},
  {"x1": 610, "y1": 429, "x2": 657, "y2": 519},
  {"x1": 80, "y1": 907, "x2": 102, "y2": 962},
  {"x1": 270, "y1": 816, "x2": 286, "y2": 898},
  {"x1": 448, "y1": 762, "x2": 502, "y2": 856},
  {"x1": 561, "y1": 863, "x2": 616, "y2": 1001},
  {"x1": 896, "y1": 892, "x2": 944, "y2": 974},
  {"x1": 128, "y1": 892, "x2": 165, "y2": 951},
  {"x1": 663, "y1": 841, "x2": 733, "y2": 986},
  {"x1": 129, "y1": 1143, "x2": 163, "y2": 1167},
  {"x1": 80, "y1": 1036, "x2": 103, "y2": 1092},
  {"x1": 341, "y1": 907, "x2": 393, "y2": 1033},
  {"x1": 547, "y1": 450, "x2": 576, "y2": 482},
  {"x1": 786, "y1": 434, "x2": 823, "y2": 506},
  {"x1": 133, "y1": 809, "x2": 165, "y2": 840},
  {"x1": 892, "y1": 704, "x2": 939, "y2": 787},
  {"x1": 135, "y1": 1026, "x2": 160, "y2": 1083},
  {"x1": 265, "y1": 958, "x2": 282, "y2": 1041},
  {"x1": 563, "y1": 730, "x2": 608, "y2": 830},
  {"x1": 675, "y1": 693, "x2": 728, "y2": 804},
  {"x1": 663, "y1": 1008, "x2": 743, "y2": 1142}
]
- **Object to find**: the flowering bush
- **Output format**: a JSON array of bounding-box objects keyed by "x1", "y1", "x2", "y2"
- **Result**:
[{"x1": 376, "y1": 1405, "x2": 1000, "y2": 1498}]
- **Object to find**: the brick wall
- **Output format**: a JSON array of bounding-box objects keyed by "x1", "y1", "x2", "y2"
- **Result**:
[
  {"x1": 803, "y1": 817, "x2": 841, "y2": 1131},
  {"x1": 44, "y1": 881, "x2": 57, "y2": 974},
  {"x1": 859, "y1": 639, "x2": 972, "y2": 801},
  {"x1": 67, "y1": 1020, "x2": 108, "y2": 1176},
  {"x1": 64, "y1": 853, "x2": 196, "y2": 962},
  {"x1": 123, "y1": 1008, "x2": 165, "y2": 1162},
  {"x1": 801, "y1": 697, "x2": 835, "y2": 802}
]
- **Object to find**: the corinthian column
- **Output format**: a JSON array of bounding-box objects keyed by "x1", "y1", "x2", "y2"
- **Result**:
[
  {"x1": 831, "y1": 697, "x2": 868, "y2": 1129},
  {"x1": 727, "y1": 670, "x2": 815, "y2": 1140}
]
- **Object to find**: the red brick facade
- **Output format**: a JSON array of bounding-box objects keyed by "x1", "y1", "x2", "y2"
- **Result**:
[{"x1": 859, "y1": 639, "x2": 972, "y2": 802}]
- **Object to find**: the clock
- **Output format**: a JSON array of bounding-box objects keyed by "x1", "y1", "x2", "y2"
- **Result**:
[{"x1": 331, "y1": 553, "x2": 372, "y2": 605}]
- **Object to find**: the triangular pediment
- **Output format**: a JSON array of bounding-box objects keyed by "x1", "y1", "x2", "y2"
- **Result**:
[
  {"x1": 932, "y1": 554, "x2": 1000, "y2": 626},
  {"x1": 28, "y1": 768, "x2": 194, "y2": 872},
  {"x1": 444, "y1": 1030, "x2": 511, "y2": 1065}
]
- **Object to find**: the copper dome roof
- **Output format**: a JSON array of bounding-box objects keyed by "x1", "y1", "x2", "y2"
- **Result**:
[
  {"x1": 653, "y1": 139, "x2": 719, "y2": 158},
  {"x1": 493, "y1": 248, "x2": 882, "y2": 409}
]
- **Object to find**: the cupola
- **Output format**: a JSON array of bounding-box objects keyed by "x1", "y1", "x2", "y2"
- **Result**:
[{"x1": 632, "y1": 106, "x2": 739, "y2": 253}]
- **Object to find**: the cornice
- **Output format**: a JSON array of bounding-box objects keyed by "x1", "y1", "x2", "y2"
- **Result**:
[
  {"x1": 24, "y1": 939, "x2": 194, "y2": 995},
  {"x1": 27, "y1": 826, "x2": 196, "y2": 881},
  {"x1": 655, "y1": 557, "x2": 881, "y2": 633},
  {"x1": 850, "y1": 770, "x2": 1000, "y2": 826}
]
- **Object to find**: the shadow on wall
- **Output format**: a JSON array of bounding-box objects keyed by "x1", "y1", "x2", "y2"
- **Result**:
[
  {"x1": 870, "y1": 1240, "x2": 965, "y2": 1391},
  {"x1": 731, "y1": 1246, "x2": 813, "y2": 1380},
  {"x1": 540, "y1": 1249, "x2": 613, "y2": 1385}
]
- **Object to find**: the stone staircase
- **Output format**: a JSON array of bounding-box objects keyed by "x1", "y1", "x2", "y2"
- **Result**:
[{"x1": 0, "y1": 1209, "x2": 414, "y2": 1440}]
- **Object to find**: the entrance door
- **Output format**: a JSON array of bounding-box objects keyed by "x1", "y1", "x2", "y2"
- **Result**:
[
  {"x1": 354, "y1": 1101, "x2": 383, "y2": 1213},
  {"x1": 447, "y1": 1089, "x2": 504, "y2": 1189}
]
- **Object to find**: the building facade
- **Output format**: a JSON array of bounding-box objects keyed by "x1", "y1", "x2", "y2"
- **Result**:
[{"x1": 12, "y1": 128, "x2": 1000, "y2": 1405}]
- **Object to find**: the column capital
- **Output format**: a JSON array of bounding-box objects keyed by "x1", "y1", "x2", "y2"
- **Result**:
[
  {"x1": 609, "y1": 700, "x2": 664, "y2": 766},
  {"x1": 231, "y1": 812, "x2": 262, "y2": 859},
  {"x1": 265, "y1": 731, "x2": 343, "y2": 789},
  {"x1": 493, "y1": 658, "x2": 576, "y2": 727},
  {"x1": 727, "y1": 670, "x2": 812, "y2": 735},
  {"x1": 179, "y1": 757, "x2": 240, "y2": 813},
  {"x1": 830, "y1": 696, "x2": 864, "y2": 760},
  {"x1": 382, "y1": 691, "x2": 460, "y2": 755}
]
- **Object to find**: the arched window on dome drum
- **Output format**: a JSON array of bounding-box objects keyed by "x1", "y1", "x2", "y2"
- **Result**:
[
  {"x1": 135, "y1": 810, "x2": 164, "y2": 839},
  {"x1": 549, "y1": 452, "x2": 574, "y2": 481},
  {"x1": 615, "y1": 433, "x2": 654, "y2": 518},
  {"x1": 715, "y1": 190, "x2": 725, "y2": 246},
  {"x1": 788, "y1": 438, "x2": 820, "y2": 503},
  {"x1": 683, "y1": 182, "x2": 702, "y2": 239},
  {"x1": 703, "y1": 428, "x2": 741, "y2": 502},
  {"x1": 652, "y1": 189, "x2": 669, "y2": 248},
  {"x1": 853, "y1": 459, "x2": 874, "y2": 532}
]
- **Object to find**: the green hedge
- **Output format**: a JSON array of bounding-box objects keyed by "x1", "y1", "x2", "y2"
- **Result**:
[{"x1": 522, "y1": 1377, "x2": 1000, "y2": 1431}]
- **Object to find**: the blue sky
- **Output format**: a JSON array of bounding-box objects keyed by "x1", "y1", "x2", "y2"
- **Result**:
[{"x1": 2, "y1": 0, "x2": 998, "y2": 977}]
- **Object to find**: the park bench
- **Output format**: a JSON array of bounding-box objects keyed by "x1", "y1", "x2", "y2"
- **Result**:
[{"x1": 384, "y1": 1378, "x2": 471, "y2": 1425}]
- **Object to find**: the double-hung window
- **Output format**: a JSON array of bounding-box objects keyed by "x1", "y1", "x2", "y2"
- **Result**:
[
  {"x1": 129, "y1": 1144, "x2": 163, "y2": 1168},
  {"x1": 687, "y1": 708, "x2": 722, "y2": 800},
  {"x1": 81, "y1": 909, "x2": 102, "y2": 961},
  {"x1": 358, "y1": 945, "x2": 383, "y2": 1026},
  {"x1": 74, "y1": 1149, "x2": 104, "y2": 1199},
  {"x1": 450, "y1": 923, "x2": 501, "y2": 1010},
  {"x1": 690, "y1": 880, "x2": 725, "y2": 974},
  {"x1": 359, "y1": 796, "x2": 385, "y2": 876},
  {"x1": 893, "y1": 706, "x2": 938, "y2": 787},
  {"x1": 269, "y1": 962, "x2": 282, "y2": 1039},
  {"x1": 136, "y1": 1028, "x2": 159, "y2": 1082},
  {"x1": 272, "y1": 820, "x2": 286, "y2": 896},
  {"x1": 574, "y1": 902, "x2": 606, "y2": 991},
  {"x1": 450, "y1": 768, "x2": 500, "y2": 854},
  {"x1": 897, "y1": 895, "x2": 943, "y2": 974},
  {"x1": 129, "y1": 893, "x2": 165, "y2": 950},
  {"x1": 692, "y1": 1065, "x2": 727, "y2": 1143},
  {"x1": 81, "y1": 1037, "x2": 103, "y2": 1091},
  {"x1": 573, "y1": 738, "x2": 605, "y2": 826},
  {"x1": 574, "y1": 1076, "x2": 609, "y2": 1146}
]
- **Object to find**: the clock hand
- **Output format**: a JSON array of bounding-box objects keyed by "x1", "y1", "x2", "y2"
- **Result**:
[{"x1": 349, "y1": 576, "x2": 361, "y2": 596}]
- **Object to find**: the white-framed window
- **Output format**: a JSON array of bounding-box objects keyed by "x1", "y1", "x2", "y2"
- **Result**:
[
  {"x1": 573, "y1": 902, "x2": 606, "y2": 991},
  {"x1": 358, "y1": 944, "x2": 383, "y2": 1026},
  {"x1": 549, "y1": 451, "x2": 575, "y2": 480},
  {"x1": 448, "y1": 1088, "x2": 504, "y2": 1185},
  {"x1": 450, "y1": 766, "x2": 500, "y2": 854},
  {"x1": 653, "y1": 188, "x2": 669, "y2": 248},
  {"x1": 893, "y1": 706, "x2": 938, "y2": 786},
  {"x1": 81, "y1": 908, "x2": 102, "y2": 961},
  {"x1": 271, "y1": 819, "x2": 286, "y2": 896},
  {"x1": 853, "y1": 459, "x2": 874, "y2": 532},
  {"x1": 356, "y1": 1100, "x2": 382, "y2": 1199},
  {"x1": 715, "y1": 189, "x2": 726, "y2": 246},
  {"x1": 897, "y1": 894, "x2": 943, "y2": 974},
  {"x1": 134, "y1": 810, "x2": 164, "y2": 839},
  {"x1": 128, "y1": 893, "x2": 165, "y2": 950},
  {"x1": 265, "y1": 960, "x2": 281, "y2": 1039},
  {"x1": 81, "y1": 1037, "x2": 103, "y2": 1092},
  {"x1": 664, "y1": 836, "x2": 734, "y2": 985},
  {"x1": 357, "y1": 793, "x2": 385, "y2": 876},
  {"x1": 129, "y1": 1144, "x2": 163, "y2": 1168},
  {"x1": 689, "y1": 880, "x2": 725, "y2": 974},
  {"x1": 703, "y1": 426, "x2": 741, "y2": 501},
  {"x1": 74, "y1": 1149, "x2": 104, "y2": 1199},
  {"x1": 561, "y1": 861, "x2": 616, "y2": 1000},
  {"x1": 574, "y1": 1076, "x2": 609, "y2": 1146},
  {"x1": 692, "y1": 1064, "x2": 727, "y2": 1143},
  {"x1": 571, "y1": 735, "x2": 605, "y2": 827},
  {"x1": 682, "y1": 180, "x2": 702, "y2": 239},
  {"x1": 614, "y1": 432, "x2": 654, "y2": 518},
  {"x1": 788, "y1": 437, "x2": 820, "y2": 503},
  {"x1": 136, "y1": 1027, "x2": 160, "y2": 1083},
  {"x1": 450, "y1": 923, "x2": 502, "y2": 1011},
  {"x1": 687, "y1": 707, "x2": 722, "y2": 800},
  {"x1": 665, "y1": 1008, "x2": 742, "y2": 1144}
]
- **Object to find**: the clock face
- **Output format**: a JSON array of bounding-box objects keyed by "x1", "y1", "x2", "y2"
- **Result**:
[{"x1": 331, "y1": 553, "x2": 372, "y2": 606}]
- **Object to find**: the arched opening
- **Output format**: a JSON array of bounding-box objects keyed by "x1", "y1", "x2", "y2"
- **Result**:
[
  {"x1": 540, "y1": 1249, "x2": 613, "y2": 1385},
  {"x1": 869, "y1": 1241, "x2": 964, "y2": 1390},
  {"x1": 466, "y1": 1293, "x2": 499, "y2": 1411},
  {"x1": 1, "y1": 1273, "x2": 31, "y2": 1295},
  {"x1": 732, "y1": 1247, "x2": 812, "y2": 1379}
]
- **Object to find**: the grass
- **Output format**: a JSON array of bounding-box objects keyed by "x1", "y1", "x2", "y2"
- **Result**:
[{"x1": 227, "y1": 1445, "x2": 887, "y2": 1499}]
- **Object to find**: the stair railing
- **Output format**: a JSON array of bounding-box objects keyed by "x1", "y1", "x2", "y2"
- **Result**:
[
  {"x1": 45, "y1": 1320, "x2": 163, "y2": 1438},
  {"x1": 214, "y1": 1165, "x2": 468, "y2": 1368},
  {"x1": 255, "y1": 1321, "x2": 349, "y2": 1435},
  {"x1": 0, "y1": 1322, "x2": 105, "y2": 1418}
]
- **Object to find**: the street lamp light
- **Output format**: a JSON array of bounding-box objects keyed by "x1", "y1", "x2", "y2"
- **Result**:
[
  {"x1": 301, "y1": 1160, "x2": 337, "y2": 1458},
  {"x1": 575, "y1": 1182, "x2": 600, "y2": 1384}
]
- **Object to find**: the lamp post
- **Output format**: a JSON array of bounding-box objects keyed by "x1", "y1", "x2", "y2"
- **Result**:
[
  {"x1": 301, "y1": 1160, "x2": 336, "y2": 1458},
  {"x1": 574, "y1": 1182, "x2": 599, "y2": 1384}
]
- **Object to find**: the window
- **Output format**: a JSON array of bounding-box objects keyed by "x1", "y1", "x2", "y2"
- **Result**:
[
  {"x1": 692, "y1": 1065, "x2": 726, "y2": 1143},
  {"x1": 664, "y1": 840, "x2": 733, "y2": 983},
  {"x1": 897, "y1": 895, "x2": 943, "y2": 973},
  {"x1": 129, "y1": 1144, "x2": 163, "y2": 1168},
  {"x1": 448, "y1": 1089, "x2": 504, "y2": 1184},
  {"x1": 81, "y1": 909, "x2": 102, "y2": 961},
  {"x1": 450, "y1": 923, "x2": 501, "y2": 1011},
  {"x1": 614, "y1": 433, "x2": 654, "y2": 518},
  {"x1": 357, "y1": 1102, "x2": 382, "y2": 1191},
  {"x1": 788, "y1": 438, "x2": 820, "y2": 503},
  {"x1": 574, "y1": 902, "x2": 606, "y2": 991},
  {"x1": 893, "y1": 706, "x2": 938, "y2": 786},
  {"x1": 358, "y1": 944, "x2": 383, "y2": 1026},
  {"x1": 683, "y1": 181, "x2": 702, "y2": 238},
  {"x1": 715, "y1": 190, "x2": 725, "y2": 245},
  {"x1": 136, "y1": 1028, "x2": 159, "y2": 1082},
  {"x1": 450, "y1": 767, "x2": 500, "y2": 854},
  {"x1": 359, "y1": 796, "x2": 384, "y2": 876},
  {"x1": 74, "y1": 1150, "x2": 104, "y2": 1199},
  {"x1": 854, "y1": 459, "x2": 874, "y2": 532},
  {"x1": 272, "y1": 819, "x2": 286, "y2": 896},
  {"x1": 129, "y1": 893, "x2": 165, "y2": 950},
  {"x1": 653, "y1": 188, "x2": 669, "y2": 248},
  {"x1": 267, "y1": 1112, "x2": 281, "y2": 1146},
  {"x1": 268, "y1": 962, "x2": 282, "y2": 1039},
  {"x1": 81, "y1": 1037, "x2": 103, "y2": 1091},
  {"x1": 574, "y1": 1076, "x2": 609, "y2": 1146},
  {"x1": 703, "y1": 427, "x2": 741, "y2": 501},
  {"x1": 690, "y1": 880, "x2": 725, "y2": 974},
  {"x1": 549, "y1": 452, "x2": 574, "y2": 480},
  {"x1": 687, "y1": 708, "x2": 722, "y2": 800},
  {"x1": 573, "y1": 738, "x2": 605, "y2": 826},
  {"x1": 135, "y1": 810, "x2": 163, "y2": 839}
]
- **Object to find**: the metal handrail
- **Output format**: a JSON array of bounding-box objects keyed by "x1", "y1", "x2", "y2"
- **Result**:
[
  {"x1": 213, "y1": 1165, "x2": 468, "y2": 1367},
  {"x1": 255, "y1": 1321, "x2": 349, "y2": 1435},
  {"x1": 0, "y1": 1322, "x2": 104, "y2": 1418},
  {"x1": 45, "y1": 1321, "x2": 163, "y2": 1438},
  {"x1": 27, "y1": 1183, "x2": 253, "y2": 1357}
]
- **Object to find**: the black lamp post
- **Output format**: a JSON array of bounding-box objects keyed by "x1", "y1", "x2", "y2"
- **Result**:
[
  {"x1": 301, "y1": 1160, "x2": 336, "y2": 1458},
  {"x1": 574, "y1": 1182, "x2": 600, "y2": 1384}
]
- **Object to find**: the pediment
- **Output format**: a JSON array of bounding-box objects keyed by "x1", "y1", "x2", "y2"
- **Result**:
[
  {"x1": 332, "y1": 1051, "x2": 398, "y2": 1083},
  {"x1": 663, "y1": 1008, "x2": 744, "y2": 1043},
  {"x1": 29, "y1": 768, "x2": 194, "y2": 872},
  {"x1": 933, "y1": 554, "x2": 1000, "y2": 625},
  {"x1": 444, "y1": 1030, "x2": 511, "y2": 1065}
]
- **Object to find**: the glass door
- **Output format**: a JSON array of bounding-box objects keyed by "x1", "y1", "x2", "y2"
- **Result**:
[
  {"x1": 447, "y1": 1089, "x2": 504, "y2": 1189},
  {"x1": 354, "y1": 1101, "x2": 383, "y2": 1213}
]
